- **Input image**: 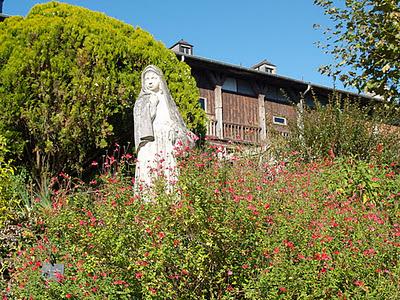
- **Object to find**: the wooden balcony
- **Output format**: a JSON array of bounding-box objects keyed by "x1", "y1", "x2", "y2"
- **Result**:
[
  {"x1": 223, "y1": 122, "x2": 261, "y2": 144},
  {"x1": 205, "y1": 117, "x2": 261, "y2": 144}
]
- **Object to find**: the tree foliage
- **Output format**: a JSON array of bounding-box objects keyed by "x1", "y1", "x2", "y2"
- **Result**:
[
  {"x1": 314, "y1": 0, "x2": 400, "y2": 101},
  {"x1": 0, "y1": 2, "x2": 205, "y2": 181},
  {"x1": 288, "y1": 93, "x2": 400, "y2": 162}
]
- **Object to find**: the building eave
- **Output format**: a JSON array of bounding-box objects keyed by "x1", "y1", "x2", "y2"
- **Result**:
[{"x1": 175, "y1": 52, "x2": 376, "y2": 102}]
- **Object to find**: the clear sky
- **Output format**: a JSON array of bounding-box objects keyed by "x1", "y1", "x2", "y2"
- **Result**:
[{"x1": 4, "y1": 0, "x2": 345, "y2": 90}]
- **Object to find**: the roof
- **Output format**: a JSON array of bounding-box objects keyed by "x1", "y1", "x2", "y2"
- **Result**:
[
  {"x1": 170, "y1": 39, "x2": 193, "y2": 49},
  {"x1": 175, "y1": 52, "x2": 375, "y2": 102},
  {"x1": 252, "y1": 59, "x2": 276, "y2": 69}
]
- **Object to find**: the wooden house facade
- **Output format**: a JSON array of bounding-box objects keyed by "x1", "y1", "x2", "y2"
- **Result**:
[{"x1": 170, "y1": 40, "x2": 373, "y2": 145}]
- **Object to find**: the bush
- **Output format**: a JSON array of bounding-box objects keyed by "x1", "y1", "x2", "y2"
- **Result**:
[
  {"x1": 0, "y1": 2, "x2": 205, "y2": 184},
  {"x1": 6, "y1": 146, "x2": 399, "y2": 299},
  {"x1": 0, "y1": 136, "x2": 20, "y2": 228},
  {"x1": 288, "y1": 94, "x2": 400, "y2": 163}
]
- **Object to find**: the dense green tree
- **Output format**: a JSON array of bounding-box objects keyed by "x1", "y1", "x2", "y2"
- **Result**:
[
  {"x1": 0, "y1": 2, "x2": 205, "y2": 185},
  {"x1": 314, "y1": 0, "x2": 400, "y2": 101}
]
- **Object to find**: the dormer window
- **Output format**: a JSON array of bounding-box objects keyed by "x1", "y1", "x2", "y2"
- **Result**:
[
  {"x1": 181, "y1": 45, "x2": 192, "y2": 55},
  {"x1": 252, "y1": 59, "x2": 277, "y2": 74},
  {"x1": 170, "y1": 39, "x2": 194, "y2": 56}
]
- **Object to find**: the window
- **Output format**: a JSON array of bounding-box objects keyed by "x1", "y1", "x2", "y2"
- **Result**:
[
  {"x1": 273, "y1": 116, "x2": 287, "y2": 125},
  {"x1": 222, "y1": 77, "x2": 255, "y2": 96},
  {"x1": 237, "y1": 79, "x2": 255, "y2": 96},
  {"x1": 265, "y1": 67, "x2": 273, "y2": 74},
  {"x1": 222, "y1": 77, "x2": 237, "y2": 92},
  {"x1": 199, "y1": 97, "x2": 207, "y2": 111},
  {"x1": 181, "y1": 45, "x2": 192, "y2": 55}
]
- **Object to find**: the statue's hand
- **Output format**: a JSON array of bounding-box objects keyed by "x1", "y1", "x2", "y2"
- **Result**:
[{"x1": 169, "y1": 127, "x2": 180, "y2": 145}]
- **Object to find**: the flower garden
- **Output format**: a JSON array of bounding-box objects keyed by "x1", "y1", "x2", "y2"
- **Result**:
[
  {"x1": 3, "y1": 143, "x2": 399, "y2": 299},
  {"x1": 0, "y1": 3, "x2": 399, "y2": 299}
]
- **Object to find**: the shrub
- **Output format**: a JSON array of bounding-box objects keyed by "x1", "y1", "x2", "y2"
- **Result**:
[
  {"x1": 0, "y1": 2, "x2": 205, "y2": 184},
  {"x1": 288, "y1": 94, "x2": 400, "y2": 163},
  {"x1": 0, "y1": 136, "x2": 20, "y2": 228},
  {"x1": 6, "y1": 146, "x2": 400, "y2": 299}
]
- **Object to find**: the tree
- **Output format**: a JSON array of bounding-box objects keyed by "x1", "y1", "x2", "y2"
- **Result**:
[
  {"x1": 0, "y1": 2, "x2": 206, "y2": 185},
  {"x1": 314, "y1": 0, "x2": 400, "y2": 101}
]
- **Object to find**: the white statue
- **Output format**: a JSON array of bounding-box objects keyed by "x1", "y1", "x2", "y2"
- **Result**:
[{"x1": 133, "y1": 65, "x2": 195, "y2": 191}]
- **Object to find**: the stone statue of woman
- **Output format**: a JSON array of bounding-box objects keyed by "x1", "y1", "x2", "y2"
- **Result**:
[{"x1": 133, "y1": 65, "x2": 195, "y2": 190}]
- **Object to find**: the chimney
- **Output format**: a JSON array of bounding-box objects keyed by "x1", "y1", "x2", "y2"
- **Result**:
[
  {"x1": 252, "y1": 59, "x2": 277, "y2": 74},
  {"x1": 170, "y1": 39, "x2": 194, "y2": 55}
]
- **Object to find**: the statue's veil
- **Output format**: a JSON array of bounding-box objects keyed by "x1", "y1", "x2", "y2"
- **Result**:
[{"x1": 139, "y1": 65, "x2": 194, "y2": 146}]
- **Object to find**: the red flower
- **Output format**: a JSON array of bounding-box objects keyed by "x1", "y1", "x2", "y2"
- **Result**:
[
  {"x1": 315, "y1": 252, "x2": 331, "y2": 261},
  {"x1": 181, "y1": 269, "x2": 189, "y2": 275},
  {"x1": 157, "y1": 232, "x2": 166, "y2": 239},
  {"x1": 354, "y1": 280, "x2": 364, "y2": 287},
  {"x1": 376, "y1": 143, "x2": 383, "y2": 154},
  {"x1": 363, "y1": 248, "x2": 376, "y2": 256},
  {"x1": 66, "y1": 294, "x2": 72, "y2": 299},
  {"x1": 135, "y1": 272, "x2": 143, "y2": 279},
  {"x1": 328, "y1": 148, "x2": 335, "y2": 159},
  {"x1": 113, "y1": 280, "x2": 127, "y2": 285},
  {"x1": 284, "y1": 240, "x2": 295, "y2": 249}
]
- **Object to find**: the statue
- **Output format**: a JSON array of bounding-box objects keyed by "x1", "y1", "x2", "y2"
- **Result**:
[{"x1": 133, "y1": 65, "x2": 195, "y2": 191}]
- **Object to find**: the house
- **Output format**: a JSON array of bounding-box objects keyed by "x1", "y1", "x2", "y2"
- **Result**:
[{"x1": 170, "y1": 40, "x2": 374, "y2": 145}]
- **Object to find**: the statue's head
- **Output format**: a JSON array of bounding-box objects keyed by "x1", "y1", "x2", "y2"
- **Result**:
[{"x1": 141, "y1": 65, "x2": 164, "y2": 93}]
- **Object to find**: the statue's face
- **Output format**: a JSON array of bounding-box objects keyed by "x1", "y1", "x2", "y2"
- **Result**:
[{"x1": 144, "y1": 71, "x2": 160, "y2": 92}]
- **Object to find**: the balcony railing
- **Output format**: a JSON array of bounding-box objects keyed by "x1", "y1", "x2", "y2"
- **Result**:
[
  {"x1": 223, "y1": 122, "x2": 261, "y2": 144},
  {"x1": 207, "y1": 118, "x2": 218, "y2": 137},
  {"x1": 205, "y1": 116, "x2": 262, "y2": 144}
]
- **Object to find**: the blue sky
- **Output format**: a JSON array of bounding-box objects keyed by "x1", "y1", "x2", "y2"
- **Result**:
[{"x1": 4, "y1": 0, "x2": 344, "y2": 90}]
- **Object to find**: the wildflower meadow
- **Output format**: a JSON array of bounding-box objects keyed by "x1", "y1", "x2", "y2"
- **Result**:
[{"x1": 3, "y1": 143, "x2": 399, "y2": 299}]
